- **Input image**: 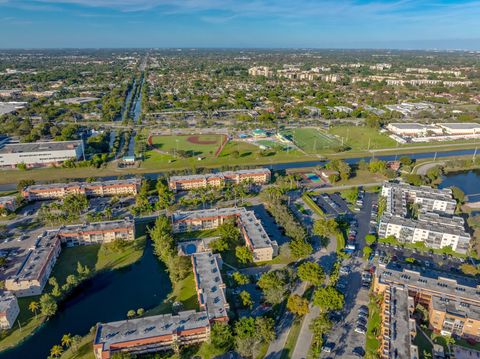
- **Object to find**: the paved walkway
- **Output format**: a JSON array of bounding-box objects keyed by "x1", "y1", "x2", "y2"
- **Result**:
[{"x1": 291, "y1": 304, "x2": 320, "y2": 359}]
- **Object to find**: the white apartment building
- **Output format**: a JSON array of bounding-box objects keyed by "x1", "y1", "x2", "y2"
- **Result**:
[
  {"x1": 0, "y1": 292, "x2": 20, "y2": 329},
  {"x1": 0, "y1": 140, "x2": 84, "y2": 168},
  {"x1": 248, "y1": 66, "x2": 273, "y2": 77}
]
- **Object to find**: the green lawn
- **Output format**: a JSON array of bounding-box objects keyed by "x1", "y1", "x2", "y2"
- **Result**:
[
  {"x1": 365, "y1": 294, "x2": 382, "y2": 357},
  {"x1": 146, "y1": 272, "x2": 198, "y2": 316},
  {"x1": 0, "y1": 238, "x2": 146, "y2": 354},
  {"x1": 151, "y1": 134, "x2": 226, "y2": 157},
  {"x1": 413, "y1": 328, "x2": 433, "y2": 359},
  {"x1": 281, "y1": 317, "x2": 303, "y2": 359},
  {"x1": 329, "y1": 126, "x2": 396, "y2": 150},
  {"x1": 283, "y1": 128, "x2": 340, "y2": 153},
  {"x1": 60, "y1": 332, "x2": 95, "y2": 359}
]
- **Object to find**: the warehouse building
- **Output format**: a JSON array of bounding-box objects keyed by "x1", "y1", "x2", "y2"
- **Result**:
[
  {"x1": 438, "y1": 123, "x2": 480, "y2": 135},
  {"x1": 22, "y1": 178, "x2": 141, "y2": 201},
  {"x1": 0, "y1": 140, "x2": 84, "y2": 168},
  {"x1": 168, "y1": 168, "x2": 271, "y2": 192},
  {"x1": 0, "y1": 292, "x2": 20, "y2": 329},
  {"x1": 172, "y1": 207, "x2": 278, "y2": 262}
]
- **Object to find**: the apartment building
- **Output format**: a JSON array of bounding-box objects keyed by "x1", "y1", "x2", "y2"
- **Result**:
[
  {"x1": 0, "y1": 140, "x2": 84, "y2": 168},
  {"x1": 22, "y1": 178, "x2": 141, "y2": 201},
  {"x1": 94, "y1": 250, "x2": 229, "y2": 358},
  {"x1": 57, "y1": 219, "x2": 135, "y2": 247},
  {"x1": 192, "y1": 251, "x2": 229, "y2": 321},
  {"x1": 248, "y1": 66, "x2": 273, "y2": 77},
  {"x1": 0, "y1": 292, "x2": 20, "y2": 329},
  {"x1": 0, "y1": 195, "x2": 18, "y2": 212},
  {"x1": 93, "y1": 310, "x2": 211, "y2": 359},
  {"x1": 378, "y1": 285, "x2": 418, "y2": 359},
  {"x1": 375, "y1": 263, "x2": 480, "y2": 342},
  {"x1": 171, "y1": 207, "x2": 278, "y2": 262},
  {"x1": 168, "y1": 168, "x2": 271, "y2": 192},
  {"x1": 5, "y1": 231, "x2": 61, "y2": 297}
]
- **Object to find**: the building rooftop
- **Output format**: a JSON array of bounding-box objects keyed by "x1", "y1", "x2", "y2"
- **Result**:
[
  {"x1": 386, "y1": 285, "x2": 414, "y2": 359},
  {"x1": 172, "y1": 207, "x2": 243, "y2": 223},
  {"x1": 94, "y1": 310, "x2": 210, "y2": 351},
  {"x1": 439, "y1": 123, "x2": 480, "y2": 130},
  {"x1": 24, "y1": 178, "x2": 140, "y2": 192},
  {"x1": 169, "y1": 168, "x2": 270, "y2": 183},
  {"x1": 0, "y1": 292, "x2": 17, "y2": 313},
  {"x1": 376, "y1": 263, "x2": 480, "y2": 304},
  {"x1": 10, "y1": 230, "x2": 59, "y2": 282},
  {"x1": 0, "y1": 195, "x2": 16, "y2": 205},
  {"x1": 192, "y1": 251, "x2": 229, "y2": 320},
  {"x1": 0, "y1": 140, "x2": 83, "y2": 155},
  {"x1": 239, "y1": 210, "x2": 276, "y2": 249},
  {"x1": 388, "y1": 123, "x2": 427, "y2": 130},
  {"x1": 431, "y1": 296, "x2": 480, "y2": 322},
  {"x1": 58, "y1": 219, "x2": 134, "y2": 236}
]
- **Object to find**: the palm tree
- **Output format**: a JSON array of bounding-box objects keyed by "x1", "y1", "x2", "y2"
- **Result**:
[
  {"x1": 28, "y1": 301, "x2": 39, "y2": 319},
  {"x1": 71, "y1": 335, "x2": 82, "y2": 353},
  {"x1": 50, "y1": 345, "x2": 63, "y2": 358},
  {"x1": 61, "y1": 333, "x2": 72, "y2": 348}
]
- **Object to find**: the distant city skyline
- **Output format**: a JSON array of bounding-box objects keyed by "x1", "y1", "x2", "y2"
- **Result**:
[{"x1": 0, "y1": 0, "x2": 480, "y2": 49}]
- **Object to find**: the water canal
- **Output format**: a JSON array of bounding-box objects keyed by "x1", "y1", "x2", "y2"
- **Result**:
[{"x1": 0, "y1": 240, "x2": 170, "y2": 359}]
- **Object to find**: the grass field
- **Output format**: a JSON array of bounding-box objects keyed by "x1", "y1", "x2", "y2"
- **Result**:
[
  {"x1": 282, "y1": 128, "x2": 340, "y2": 153},
  {"x1": 150, "y1": 134, "x2": 226, "y2": 158},
  {"x1": 329, "y1": 126, "x2": 397, "y2": 150}
]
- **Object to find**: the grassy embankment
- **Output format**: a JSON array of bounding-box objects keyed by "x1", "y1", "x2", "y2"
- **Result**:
[{"x1": 0, "y1": 238, "x2": 146, "y2": 353}]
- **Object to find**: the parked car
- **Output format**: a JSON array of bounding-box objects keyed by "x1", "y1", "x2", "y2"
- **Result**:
[
  {"x1": 322, "y1": 342, "x2": 335, "y2": 353},
  {"x1": 355, "y1": 325, "x2": 366, "y2": 335}
]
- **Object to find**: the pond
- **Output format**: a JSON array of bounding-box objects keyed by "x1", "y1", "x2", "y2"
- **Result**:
[
  {"x1": 0, "y1": 240, "x2": 171, "y2": 359},
  {"x1": 439, "y1": 169, "x2": 480, "y2": 202}
]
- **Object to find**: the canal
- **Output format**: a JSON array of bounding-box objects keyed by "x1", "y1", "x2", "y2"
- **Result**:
[{"x1": 0, "y1": 240, "x2": 171, "y2": 359}]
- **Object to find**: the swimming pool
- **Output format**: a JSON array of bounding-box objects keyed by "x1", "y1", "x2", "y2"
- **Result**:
[{"x1": 305, "y1": 173, "x2": 322, "y2": 183}]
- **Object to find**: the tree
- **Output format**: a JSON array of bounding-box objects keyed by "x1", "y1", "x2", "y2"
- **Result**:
[
  {"x1": 50, "y1": 345, "x2": 63, "y2": 358},
  {"x1": 61, "y1": 333, "x2": 72, "y2": 348},
  {"x1": 127, "y1": 310, "x2": 136, "y2": 319},
  {"x1": 287, "y1": 294, "x2": 309, "y2": 316},
  {"x1": 310, "y1": 313, "x2": 333, "y2": 353},
  {"x1": 343, "y1": 187, "x2": 359, "y2": 204},
  {"x1": 298, "y1": 262, "x2": 325, "y2": 286},
  {"x1": 234, "y1": 317, "x2": 275, "y2": 358},
  {"x1": 40, "y1": 294, "x2": 57, "y2": 317},
  {"x1": 71, "y1": 335, "x2": 82, "y2": 353},
  {"x1": 236, "y1": 246, "x2": 253, "y2": 264},
  {"x1": 66, "y1": 274, "x2": 79, "y2": 287},
  {"x1": 17, "y1": 179, "x2": 35, "y2": 191},
  {"x1": 313, "y1": 286, "x2": 345, "y2": 312},
  {"x1": 313, "y1": 218, "x2": 339, "y2": 237},
  {"x1": 232, "y1": 272, "x2": 250, "y2": 286},
  {"x1": 258, "y1": 270, "x2": 290, "y2": 305},
  {"x1": 29, "y1": 301, "x2": 39, "y2": 319},
  {"x1": 460, "y1": 263, "x2": 480, "y2": 276},
  {"x1": 289, "y1": 238, "x2": 313, "y2": 259},
  {"x1": 211, "y1": 322, "x2": 233, "y2": 350},
  {"x1": 156, "y1": 179, "x2": 174, "y2": 210},
  {"x1": 451, "y1": 186, "x2": 465, "y2": 204},
  {"x1": 240, "y1": 290, "x2": 253, "y2": 309},
  {"x1": 363, "y1": 246, "x2": 373, "y2": 259},
  {"x1": 136, "y1": 308, "x2": 145, "y2": 317},
  {"x1": 368, "y1": 159, "x2": 387, "y2": 174},
  {"x1": 365, "y1": 234, "x2": 376, "y2": 246}
]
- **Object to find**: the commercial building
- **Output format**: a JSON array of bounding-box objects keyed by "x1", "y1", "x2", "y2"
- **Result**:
[
  {"x1": 57, "y1": 219, "x2": 135, "y2": 247},
  {"x1": 386, "y1": 123, "x2": 442, "y2": 137},
  {"x1": 5, "y1": 231, "x2": 61, "y2": 297},
  {"x1": 378, "y1": 285, "x2": 418, "y2": 359},
  {"x1": 0, "y1": 195, "x2": 18, "y2": 212},
  {"x1": 375, "y1": 263, "x2": 480, "y2": 342},
  {"x1": 22, "y1": 178, "x2": 141, "y2": 201},
  {"x1": 168, "y1": 168, "x2": 270, "y2": 192},
  {"x1": 172, "y1": 207, "x2": 278, "y2": 262},
  {"x1": 94, "y1": 251, "x2": 229, "y2": 358},
  {"x1": 438, "y1": 123, "x2": 480, "y2": 135},
  {"x1": 0, "y1": 140, "x2": 84, "y2": 168},
  {"x1": 0, "y1": 292, "x2": 20, "y2": 329},
  {"x1": 379, "y1": 182, "x2": 469, "y2": 253}
]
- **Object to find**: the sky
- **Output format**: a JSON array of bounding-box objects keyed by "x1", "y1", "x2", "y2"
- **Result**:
[{"x1": 0, "y1": 0, "x2": 480, "y2": 49}]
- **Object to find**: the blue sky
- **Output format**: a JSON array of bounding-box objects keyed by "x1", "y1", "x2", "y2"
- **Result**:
[{"x1": 0, "y1": 0, "x2": 480, "y2": 49}]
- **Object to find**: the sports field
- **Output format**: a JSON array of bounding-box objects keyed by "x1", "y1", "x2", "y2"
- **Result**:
[
  {"x1": 149, "y1": 134, "x2": 227, "y2": 157},
  {"x1": 282, "y1": 128, "x2": 340, "y2": 153}
]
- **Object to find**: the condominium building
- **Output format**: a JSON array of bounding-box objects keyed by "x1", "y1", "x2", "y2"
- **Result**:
[
  {"x1": 171, "y1": 207, "x2": 278, "y2": 262},
  {"x1": 93, "y1": 310, "x2": 211, "y2": 359},
  {"x1": 0, "y1": 195, "x2": 18, "y2": 212},
  {"x1": 375, "y1": 263, "x2": 480, "y2": 342},
  {"x1": 0, "y1": 292, "x2": 20, "y2": 329},
  {"x1": 22, "y1": 178, "x2": 141, "y2": 201},
  {"x1": 5, "y1": 231, "x2": 61, "y2": 297},
  {"x1": 0, "y1": 140, "x2": 84, "y2": 168},
  {"x1": 57, "y1": 219, "x2": 135, "y2": 247},
  {"x1": 378, "y1": 285, "x2": 418, "y2": 359},
  {"x1": 94, "y1": 251, "x2": 229, "y2": 358},
  {"x1": 248, "y1": 66, "x2": 273, "y2": 77},
  {"x1": 168, "y1": 168, "x2": 271, "y2": 192},
  {"x1": 379, "y1": 182, "x2": 468, "y2": 253}
]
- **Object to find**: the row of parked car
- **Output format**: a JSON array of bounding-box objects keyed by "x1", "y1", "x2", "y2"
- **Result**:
[{"x1": 354, "y1": 305, "x2": 369, "y2": 335}]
